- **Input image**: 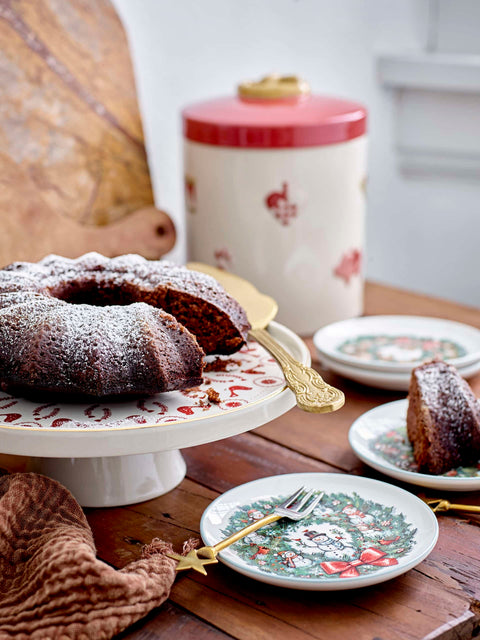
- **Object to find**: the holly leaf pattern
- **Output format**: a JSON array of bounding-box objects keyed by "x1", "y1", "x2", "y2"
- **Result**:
[{"x1": 371, "y1": 426, "x2": 480, "y2": 477}]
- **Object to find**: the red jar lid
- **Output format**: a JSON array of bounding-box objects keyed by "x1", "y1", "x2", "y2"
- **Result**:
[{"x1": 183, "y1": 77, "x2": 367, "y2": 149}]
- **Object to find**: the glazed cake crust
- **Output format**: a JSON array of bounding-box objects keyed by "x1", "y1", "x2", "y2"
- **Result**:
[
  {"x1": 0, "y1": 253, "x2": 250, "y2": 398},
  {"x1": 407, "y1": 361, "x2": 480, "y2": 474}
]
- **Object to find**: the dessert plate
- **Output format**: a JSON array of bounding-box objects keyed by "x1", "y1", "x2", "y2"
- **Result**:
[
  {"x1": 200, "y1": 473, "x2": 438, "y2": 590},
  {"x1": 349, "y1": 399, "x2": 480, "y2": 491},
  {"x1": 314, "y1": 316, "x2": 480, "y2": 373},
  {"x1": 317, "y1": 352, "x2": 480, "y2": 391}
]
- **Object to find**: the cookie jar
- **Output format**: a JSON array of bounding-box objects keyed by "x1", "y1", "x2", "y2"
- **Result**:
[{"x1": 183, "y1": 75, "x2": 367, "y2": 334}]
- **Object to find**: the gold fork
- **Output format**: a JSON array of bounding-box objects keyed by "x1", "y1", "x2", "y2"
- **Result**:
[
  {"x1": 167, "y1": 487, "x2": 324, "y2": 575},
  {"x1": 425, "y1": 498, "x2": 480, "y2": 514}
]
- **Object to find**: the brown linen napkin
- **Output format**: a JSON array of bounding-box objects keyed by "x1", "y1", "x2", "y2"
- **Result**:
[{"x1": 0, "y1": 472, "x2": 191, "y2": 640}]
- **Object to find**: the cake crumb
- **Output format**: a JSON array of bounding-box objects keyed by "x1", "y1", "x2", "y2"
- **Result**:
[
  {"x1": 205, "y1": 358, "x2": 234, "y2": 372},
  {"x1": 206, "y1": 387, "x2": 221, "y2": 404}
]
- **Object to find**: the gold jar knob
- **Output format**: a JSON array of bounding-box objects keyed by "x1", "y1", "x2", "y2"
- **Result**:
[{"x1": 238, "y1": 74, "x2": 311, "y2": 99}]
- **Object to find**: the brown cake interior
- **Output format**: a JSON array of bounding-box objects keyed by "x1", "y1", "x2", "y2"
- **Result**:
[{"x1": 46, "y1": 264, "x2": 249, "y2": 356}]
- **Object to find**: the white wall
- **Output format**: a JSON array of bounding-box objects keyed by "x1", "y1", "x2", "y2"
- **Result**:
[{"x1": 113, "y1": 0, "x2": 480, "y2": 308}]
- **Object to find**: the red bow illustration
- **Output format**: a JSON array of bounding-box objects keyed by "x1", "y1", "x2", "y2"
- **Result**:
[{"x1": 320, "y1": 547, "x2": 398, "y2": 578}]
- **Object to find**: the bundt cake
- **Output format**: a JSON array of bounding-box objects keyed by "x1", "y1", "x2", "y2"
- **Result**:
[
  {"x1": 407, "y1": 360, "x2": 480, "y2": 474},
  {"x1": 0, "y1": 253, "x2": 250, "y2": 398}
]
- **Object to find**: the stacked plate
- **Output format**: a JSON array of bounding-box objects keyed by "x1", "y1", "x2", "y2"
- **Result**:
[{"x1": 313, "y1": 315, "x2": 480, "y2": 390}]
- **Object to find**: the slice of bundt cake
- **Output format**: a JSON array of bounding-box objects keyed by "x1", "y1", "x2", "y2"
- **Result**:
[
  {"x1": 0, "y1": 253, "x2": 250, "y2": 398},
  {"x1": 407, "y1": 361, "x2": 480, "y2": 474}
]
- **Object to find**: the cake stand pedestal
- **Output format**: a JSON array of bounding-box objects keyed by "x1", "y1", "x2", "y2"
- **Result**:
[
  {"x1": 0, "y1": 323, "x2": 309, "y2": 507},
  {"x1": 27, "y1": 451, "x2": 187, "y2": 507}
]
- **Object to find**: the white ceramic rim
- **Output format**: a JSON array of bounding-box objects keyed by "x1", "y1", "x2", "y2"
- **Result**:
[
  {"x1": 317, "y1": 351, "x2": 410, "y2": 390},
  {"x1": 0, "y1": 322, "x2": 309, "y2": 458},
  {"x1": 317, "y1": 351, "x2": 480, "y2": 392},
  {"x1": 313, "y1": 315, "x2": 480, "y2": 373},
  {"x1": 200, "y1": 472, "x2": 439, "y2": 591},
  {"x1": 349, "y1": 399, "x2": 480, "y2": 491}
]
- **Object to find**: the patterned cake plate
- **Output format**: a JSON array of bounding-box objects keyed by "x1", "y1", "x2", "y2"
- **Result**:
[
  {"x1": 314, "y1": 316, "x2": 480, "y2": 373},
  {"x1": 0, "y1": 340, "x2": 286, "y2": 432},
  {"x1": 0, "y1": 321, "x2": 305, "y2": 457},
  {"x1": 200, "y1": 473, "x2": 438, "y2": 590},
  {"x1": 349, "y1": 399, "x2": 480, "y2": 491}
]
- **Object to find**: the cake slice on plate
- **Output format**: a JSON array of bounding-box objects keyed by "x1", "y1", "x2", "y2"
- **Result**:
[{"x1": 407, "y1": 361, "x2": 480, "y2": 474}]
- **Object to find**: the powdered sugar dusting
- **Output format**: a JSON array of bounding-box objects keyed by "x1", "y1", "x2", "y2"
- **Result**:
[
  {"x1": 414, "y1": 361, "x2": 480, "y2": 440},
  {"x1": 4, "y1": 252, "x2": 230, "y2": 298},
  {"x1": 0, "y1": 253, "x2": 242, "y2": 310},
  {"x1": 0, "y1": 292, "x2": 200, "y2": 395}
]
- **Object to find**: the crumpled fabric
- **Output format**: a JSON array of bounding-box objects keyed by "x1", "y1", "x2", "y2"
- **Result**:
[{"x1": 0, "y1": 473, "x2": 194, "y2": 639}]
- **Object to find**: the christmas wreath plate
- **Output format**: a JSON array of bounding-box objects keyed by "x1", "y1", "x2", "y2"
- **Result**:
[
  {"x1": 200, "y1": 473, "x2": 438, "y2": 590},
  {"x1": 349, "y1": 399, "x2": 480, "y2": 491},
  {"x1": 313, "y1": 315, "x2": 480, "y2": 373}
]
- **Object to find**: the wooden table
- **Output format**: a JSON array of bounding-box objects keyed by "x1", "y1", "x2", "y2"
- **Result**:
[{"x1": 62, "y1": 283, "x2": 480, "y2": 639}]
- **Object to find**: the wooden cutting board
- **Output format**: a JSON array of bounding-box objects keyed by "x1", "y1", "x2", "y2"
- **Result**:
[{"x1": 0, "y1": 0, "x2": 175, "y2": 264}]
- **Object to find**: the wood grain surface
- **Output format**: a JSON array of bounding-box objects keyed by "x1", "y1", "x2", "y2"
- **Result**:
[
  {"x1": 0, "y1": 0, "x2": 175, "y2": 264},
  {"x1": 1, "y1": 282, "x2": 480, "y2": 639},
  {"x1": 96, "y1": 283, "x2": 480, "y2": 639}
]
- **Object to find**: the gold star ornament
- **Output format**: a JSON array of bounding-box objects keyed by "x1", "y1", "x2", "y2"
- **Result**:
[{"x1": 166, "y1": 547, "x2": 219, "y2": 575}]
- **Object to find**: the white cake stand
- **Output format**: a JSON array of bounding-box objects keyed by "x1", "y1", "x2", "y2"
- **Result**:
[{"x1": 0, "y1": 322, "x2": 309, "y2": 507}]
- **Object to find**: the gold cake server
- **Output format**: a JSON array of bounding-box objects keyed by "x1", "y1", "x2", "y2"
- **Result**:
[{"x1": 187, "y1": 262, "x2": 344, "y2": 413}]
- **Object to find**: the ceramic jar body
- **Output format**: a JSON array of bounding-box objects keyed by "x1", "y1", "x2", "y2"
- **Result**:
[{"x1": 185, "y1": 135, "x2": 367, "y2": 334}]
